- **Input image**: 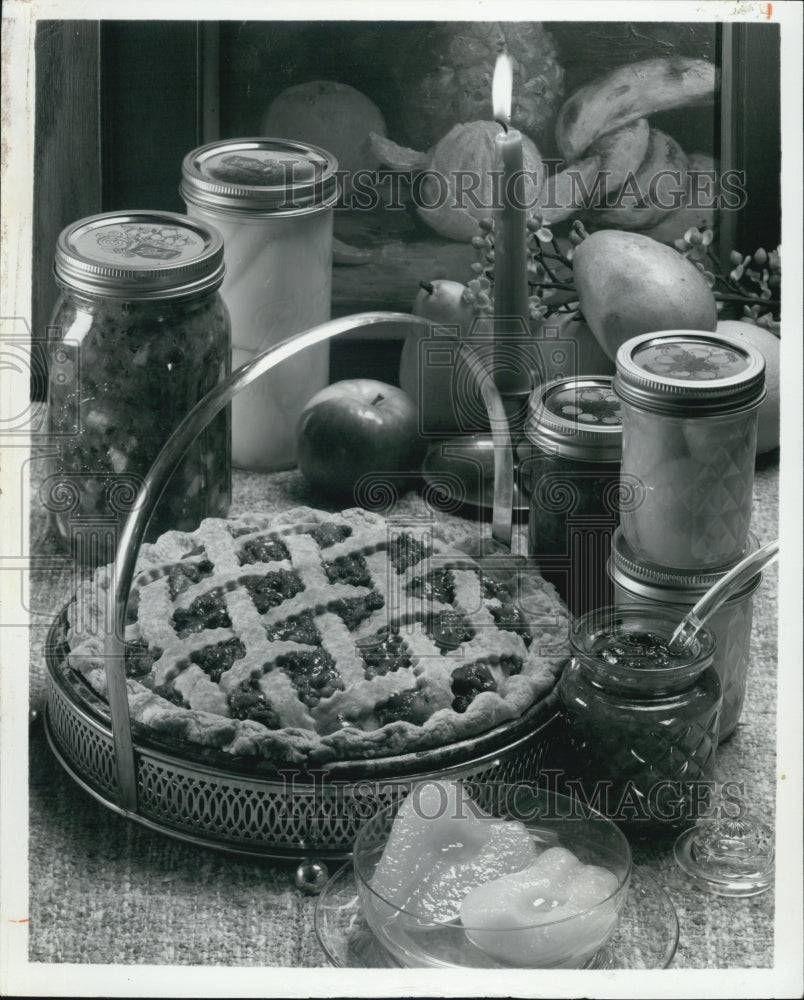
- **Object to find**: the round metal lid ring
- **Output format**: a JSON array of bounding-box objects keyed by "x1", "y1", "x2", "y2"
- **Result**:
[
  {"x1": 614, "y1": 331, "x2": 766, "y2": 416},
  {"x1": 54, "y1": 209, "x2": 225, "y2": 299}
]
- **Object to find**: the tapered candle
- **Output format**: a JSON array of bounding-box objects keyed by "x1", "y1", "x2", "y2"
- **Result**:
[{"x1": 492, "y1": 51, "x2": 531, "y2": 396}]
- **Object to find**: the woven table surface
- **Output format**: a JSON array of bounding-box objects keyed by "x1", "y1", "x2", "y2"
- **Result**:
[{"x1": 25, "y1": 441, "x2": 783, "y2": 976}]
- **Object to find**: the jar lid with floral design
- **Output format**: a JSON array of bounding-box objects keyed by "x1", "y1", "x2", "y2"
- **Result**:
[
  {"x1": 54, "y1": 210, "x2": 225, "y2": 299},
  {"x1": 614, "y1": 331, "x2": 766, "y2": 417},
  {"x1": 523, "y1": 376, "x2": 623, "y2": 462}
]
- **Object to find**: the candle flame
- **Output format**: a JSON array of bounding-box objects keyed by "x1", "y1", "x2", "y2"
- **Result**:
[{"x1": 492, "y1": 51, "x2": 513, "y2": 124}]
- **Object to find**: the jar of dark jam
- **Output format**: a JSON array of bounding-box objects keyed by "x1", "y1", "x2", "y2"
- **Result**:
[
  {"x1": 608, "y1": 528, "x2": 761, "y2": 742},
  {"x1": 614, "y1": 331, "x2": 765, "y2": 571},
  {"x1": 518, "y1": 377, "x2": 623, "y2": 617},
  {"x1": 557, "y1": 604, "x2": 721, "y2": 835},
  {"x1": 46, "y1": 210, "x2": 231, "y2": 566}
]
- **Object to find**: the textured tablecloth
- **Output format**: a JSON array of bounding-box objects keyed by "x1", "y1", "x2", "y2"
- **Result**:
[{"x1": 25, "y1": 444, "x2": 782, "y2": 974}]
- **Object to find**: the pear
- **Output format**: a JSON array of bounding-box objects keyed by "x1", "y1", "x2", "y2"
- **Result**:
[
  {"x1": 572, "y1": 230, "x2": 718, "y2": 360},
  {"x1": 398, "y1": 280, "x2": 489, "y2": 435},
  {"x1": 369, "y1": 781, "x2": 538, "y2": 924},
  {"x1": 460, "y1": 846, "x2": 621, "y2": 967}
]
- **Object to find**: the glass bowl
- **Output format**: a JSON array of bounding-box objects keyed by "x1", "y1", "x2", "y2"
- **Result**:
[{"x1": 352, "y1": 780, "x2": 632, "y2": 969}]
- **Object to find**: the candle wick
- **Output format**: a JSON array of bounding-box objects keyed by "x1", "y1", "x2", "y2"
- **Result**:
[{"x1": 495, "y1": 117, "x2": 509, "y2": 134}]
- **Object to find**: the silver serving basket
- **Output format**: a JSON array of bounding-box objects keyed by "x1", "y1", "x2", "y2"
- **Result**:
[
  {"x1": 42, "y1": 312, "x2": 564, "y2": 860},
  {"x1": 44, "y1": 615, "x2": 561, "y2": 860}
]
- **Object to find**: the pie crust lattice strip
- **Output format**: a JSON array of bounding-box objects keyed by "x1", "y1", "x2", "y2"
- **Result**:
[{"x1": 65, "y1": 506, "x2": 570, "y2": 766}]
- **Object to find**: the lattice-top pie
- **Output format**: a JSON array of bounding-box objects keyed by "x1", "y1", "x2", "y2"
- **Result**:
[{"x1": 65, "y1": 507, "x2": 569, "y2": 765}]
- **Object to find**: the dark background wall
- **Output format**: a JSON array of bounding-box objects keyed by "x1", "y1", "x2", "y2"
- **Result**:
[{"x1": 32, "y1": 20, "x2": 782, "y2": 398}]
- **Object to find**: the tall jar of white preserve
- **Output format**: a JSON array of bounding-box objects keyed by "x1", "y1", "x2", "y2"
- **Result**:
[
  {"x1": 614, "y1": 331, "x2": 765, "y2": 570},
  {"x1": 181, "y1": 138, "x2": 338, "y2": 471}
]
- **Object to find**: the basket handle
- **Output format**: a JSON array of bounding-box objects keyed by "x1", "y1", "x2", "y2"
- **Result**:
[{"x1": 103, "y1": 311, "x2": 513, "y2": 810}]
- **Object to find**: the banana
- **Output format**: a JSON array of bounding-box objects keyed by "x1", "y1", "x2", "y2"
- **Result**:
[
  {"x1": 589, "y1": 128, "x2": 689, "y2": 230},
  {"x1": 639, "y1": 153, "x2": 718, "y2": 244},
  {"x1": 556, "y1": 58, "x2": 717, "y2": 161},
  {"x1": 539, "y1": 156, "x2": 600, "y2": 224},
  {"x1": 588, "y1": 118, "x2": 650, "y2": 200}
]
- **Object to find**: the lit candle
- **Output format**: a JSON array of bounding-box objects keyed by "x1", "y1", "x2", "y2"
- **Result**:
[{"x1": 492, "y1": 51, "x2": 531, "y2": 397}]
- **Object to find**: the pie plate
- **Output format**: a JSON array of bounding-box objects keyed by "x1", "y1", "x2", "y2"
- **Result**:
[
  {"x1": 314, "y1": 862, "x2": 679, "y2": 970},
  {"x1": 44, "y1": 609, "x2": 563, "y2": 860}
]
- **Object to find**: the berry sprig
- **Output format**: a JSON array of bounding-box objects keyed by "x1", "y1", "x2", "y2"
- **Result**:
[
  {"x1": 673, "y1": 227, "x2": 781, "y2": 333},
  {"x1": 469, "y1": 212, "x2": 583, "y2": 320},
  {"x1": 471, "y1": 215, "x2": 781, "y2": 337}
]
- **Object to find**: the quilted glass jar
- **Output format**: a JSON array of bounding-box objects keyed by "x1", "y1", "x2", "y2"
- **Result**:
[
  {"x1": 608, "y1": 528, "x2": 760, "y2": 741},
  {"x1": 518, "y1": 377, "x2": 622, "y2": 617},
  {"x1": 46, "y1": 210, "x2": 231, "y2": 567},
  {"x1": 557, "y1": 604, "x2": 721, "y2": 835},
  {"x1": 181, "y1": 138, "x2": 338, "y2": 471},
  {"x1": 614, "y1": 331, "x2": 765, "y2": 571}
]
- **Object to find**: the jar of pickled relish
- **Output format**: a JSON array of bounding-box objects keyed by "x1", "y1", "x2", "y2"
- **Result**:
[
  {"x1": 614, "y1": 331, "x2": 766, "y2": 571},
  {"x1": 518, "y1": 377, "x2": 623, "y2": 617},
  {"x1": 608, "y1": 528, "x2": 761, "y2": 741},
  {"x1": 558, "y1": 605, "x2": 721, "y2": 834},
  {"x1": 46, "y1": 211, "x2": 231, "y2": 566},
  {"x1": 181, "y1": 138, "x2": 338, "y2": 471}
]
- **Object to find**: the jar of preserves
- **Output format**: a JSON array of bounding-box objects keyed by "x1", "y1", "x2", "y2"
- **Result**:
[
  {"x1": 557, "y1": 604, "x2": 721, "y2": 834},
  {"x1": 46, "y1": 210, "x2": 231, "y2": 566},
  {"x1": 614, "y1": 331, "x2": 766, "y2": 571},
  {"x1": 181, "y1": 138, "x2": 338, "y2": 471},
  {"x1": 518, "y1": 377, "x2": 623, "y2": 617},
  {"x1": 608, "y1": 528, "x2": 760, "y2": 742}
]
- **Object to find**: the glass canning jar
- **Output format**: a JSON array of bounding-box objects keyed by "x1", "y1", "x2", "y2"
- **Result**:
[
  {"x1": 614, "y1": 331, "x2": 765, "y2": 571},
  {"x1": 518, "y1": 377, "x2": 623, "y2": 617},
  {"x1": 46, "y1": 210, "x2": 231, "y2": 566},
  {"x1": 181, "y1": 138, "x2": 338, "y2": 471},
  {"x1": 608, "y1": 528, "x2": 760, "y2": 742},
  {"x1": 557, "y1": 604, "x2": 721, "y2": 835}
]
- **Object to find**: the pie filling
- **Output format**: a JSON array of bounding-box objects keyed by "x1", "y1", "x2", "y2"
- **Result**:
[{"x1": 68, "y1": 507, "x2": 569, "y2": 764}]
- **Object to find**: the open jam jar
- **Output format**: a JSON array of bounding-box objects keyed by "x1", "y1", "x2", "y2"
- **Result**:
[
  {"x1": 46, "y1": 211, "x2": 231, "y2": 566},
  {"x1": 557, "y1": 604, "x2": 721, "y2": 835},
  {"x1": 614, "y1": 331, "x2": 765, "y2": 571},
  {"x1": 608, "y1": 528, "x2": 761, "y2": 742},
  {"x1": 518, "y1": 377, "x2": 623, "y2": 617}
]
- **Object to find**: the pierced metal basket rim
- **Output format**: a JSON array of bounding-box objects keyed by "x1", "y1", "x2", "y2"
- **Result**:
[{"x1": 45, "y1": 607, "x2": 562, "y2": 786}]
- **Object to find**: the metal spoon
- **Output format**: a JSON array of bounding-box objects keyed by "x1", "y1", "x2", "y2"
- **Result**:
[{"x1": 667, "y1": 538, "x2": 779, "y2": 654}]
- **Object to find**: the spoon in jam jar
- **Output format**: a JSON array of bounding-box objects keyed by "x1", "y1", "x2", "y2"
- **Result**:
[{"x1": 667, "y1": 538, "x2": 779, "y2": 655}]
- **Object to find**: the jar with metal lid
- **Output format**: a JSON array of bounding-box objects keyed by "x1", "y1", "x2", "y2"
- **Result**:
[
  {"x1": 608, "y1": 528, "x2": 760, "y2": 741},
  {"x1": 518, "y1": 376, "x2": 624, "y2": 617},
  {"x1": 46, "y1": 210, "x2": 231, "y2": 566},
  {"x1": 614, "y1": 330, "x2": 766, "y2": 571},
  {"x1": 557, "y1": 604, "x2": 721, "y2": 834},
  {"x1": 181, "y1": 138, "x2": 338, "y2": 471}
]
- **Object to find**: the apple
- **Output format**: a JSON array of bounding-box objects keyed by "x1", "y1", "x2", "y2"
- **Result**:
[
  {"x1": 296, "y1": 379, "x2": 423, "y2": 499},
  {"x1": 399, "y1": 279, "x2": 488, "y2": 435}
]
